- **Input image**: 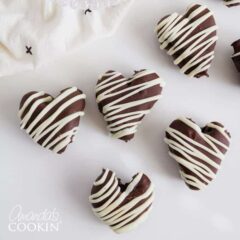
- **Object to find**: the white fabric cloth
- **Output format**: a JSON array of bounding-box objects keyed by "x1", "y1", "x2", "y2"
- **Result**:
[{"x1": 0, "y1": 0, "x2": 133, "y2": 77}]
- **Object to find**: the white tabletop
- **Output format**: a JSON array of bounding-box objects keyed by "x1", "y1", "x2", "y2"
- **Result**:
[{"x1": 0, "y1": 0, "x2": 240, "y2": 239}]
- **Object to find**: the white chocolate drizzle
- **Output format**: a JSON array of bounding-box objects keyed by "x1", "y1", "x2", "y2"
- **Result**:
[
  {"x1": 18, "y1": 87, "x2": 86, "y2": 153},
  {"x1": 165, "y1": 117, "x2": 230, "y2": 190},
  {"x1": 89, "y1": 169, "x2": 154, "y2": 234},
  {"x1": 96, "y1": 70, "x2": 165, "y2": 140},
  {"x1": 232, "y1": 52, "x2": 240, "y2": 58},
  {"x1": 156, "y1": 4, "x2": 218, "y2": 77}
]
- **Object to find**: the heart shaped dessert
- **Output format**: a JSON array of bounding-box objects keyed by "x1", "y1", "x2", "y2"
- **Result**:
[
  {"x1": 18, "y1": 87, "x2": 86, "y2": 154},
  {"x1": 224, "y1": 0, "x2": 240, "y2": 7},
  {"x1": 165, "y1": 117, "x2": 231, "y2": 190},
  {"x1": 96, "y1": 69, "x2": 165, "y2": 142},
  {"x1": 156, "y1": 4, "x2": 218, "y2": 78},
  {"x1": 231, "y1": 39, "x2": 240, "y2": 72},
  {"x1": 89, "y1": 169, "x2": 154, "y2": 234}
]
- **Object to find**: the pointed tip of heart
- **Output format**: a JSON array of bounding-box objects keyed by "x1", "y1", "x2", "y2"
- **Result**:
[
  {"x1": 119, "y1": 134, "x2": 135, "y2": 142},
  {"x1": 224, "y1": 0, "x2": 240, "y2": 7},
  {"x1": 194, "y1": 71, "x2": 209, "y2": 78}
]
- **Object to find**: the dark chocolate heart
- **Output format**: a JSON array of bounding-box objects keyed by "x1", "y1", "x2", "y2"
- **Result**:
[
  {"x1": 96, "y1": 69, "x2": 165, "y2": 142},
  {"x1": 156, "y1": 4, "x2": 218, "y2": 78},
  {"x1": 165, "y1": 117, "x2": 231, "y2": 190},
  {"x1": 89, "y1": 169, "x2": 154, "y2": 234},
  {"x1": 18, "y1": 87, "x2": 86, "y2": 154}
]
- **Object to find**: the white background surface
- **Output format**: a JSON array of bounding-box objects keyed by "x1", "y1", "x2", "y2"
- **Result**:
[{"x1": 0, "y1": 0, "x2": 240, "y2": 239}]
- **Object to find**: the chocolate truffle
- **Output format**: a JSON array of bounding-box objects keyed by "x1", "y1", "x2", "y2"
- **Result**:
[
  {"x1": 18, "y1": 87, "x2": 86, "y2": 154},
  {"x1": 231, "y1": 39, "x2": 240, "y2": 72},
  {"x1": 224, "y1": 0, "x2": 240, "y2": 7},
  {"x1": 156, "y1": 4, "x2": 218, "y2": 78},
  {"x1": 96, "y1": 69, "x2": 165, "y2": 142},
  {"x1": 89, "y1": 169, "x2": 154, "y2": 234},
  {"x1": 165, "y1": 117, "x2": 231, "y2": 190}
]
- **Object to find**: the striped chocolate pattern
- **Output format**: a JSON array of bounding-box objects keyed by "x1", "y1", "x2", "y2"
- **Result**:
[
  {"x1": 96, "y1": 69, "x2": 165, "y2": 142},
  {"x1": 89, "y1": 169, "x2": 154, "y2": 234},
  {"x1": 18, "y1": 87, "x2": 86, "y2": 154},
  {"x1": 165, "y1": 117, "x2": 231, "y2": 190},
  {"x1": 156, "y1": 4, "x2": 218, "y2": 78}
]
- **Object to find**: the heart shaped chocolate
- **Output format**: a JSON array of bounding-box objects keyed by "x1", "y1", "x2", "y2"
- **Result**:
[
  {"x1": 231, "y1": 39, "x2": 240, "y2": 72},
  {"x1": 156, "y1": 4, "x2": 218, "y2": 78},
  {"x1": 18, "y1": 87, "x2": 86, "y2": 154},
  {"x1": 89, "y1": 169, "x2": 154, "y2": 234},
  {"x1": 224, "y1": 0, "x2": 240, "y2": 7},
  {"x1": 96, "y1": 69, "x2": 165, "y2": 142},
  {"x1": 165, "y1": 117, "x2": 231, "y2": 190}
]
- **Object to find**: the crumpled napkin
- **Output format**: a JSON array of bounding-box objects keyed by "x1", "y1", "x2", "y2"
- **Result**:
[{"x1": 0, "y1": 0, "x2": 133, "y2": 77}]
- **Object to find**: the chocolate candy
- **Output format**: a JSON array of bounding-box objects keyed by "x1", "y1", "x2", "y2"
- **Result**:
[
  {"x1": 156, "y1": 4, "x2": 218, "y2": 78},
  {"x1": 165, "y1": 117, "x2": 231, "y2": 190},
  {"x1": 18, "y1": 87, "x2": 86, "y2": 154},
  {"x1": 224, "y1": 0, "x2": 240, "y2": 7},
  {"x1": 96, "y1": 69, "x2": 165, "y2": 142},
  {"x1": 231, "y1": 39, "x2": 240, "y2": 72},
  {"x1": 89, "y1": 169, "x2": 154, "y2": 234}
]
